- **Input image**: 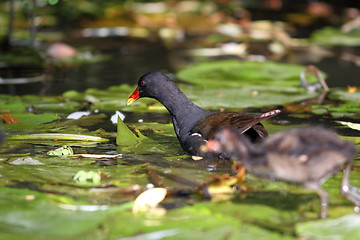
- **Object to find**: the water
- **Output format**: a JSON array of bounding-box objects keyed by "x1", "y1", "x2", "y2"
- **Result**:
[
  {"x1": 0, "y1": 37, "x2": 173, "y2": 95},
  {"x1": 2, "y1": 36, "x2": 359, "y2": 96}
]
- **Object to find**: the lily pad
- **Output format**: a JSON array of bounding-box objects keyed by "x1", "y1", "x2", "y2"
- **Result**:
[
  {"x1": 7, "y1": 133, "x2": 109, "y2": 142},
  {"x1": 329, "y1": 88, "x2": 360, "y2": 103},
  {"x1": 47, "y1": 145, "x2": 74, "y2": 156},
  {"x1": 2, "y1": 113, "x2": 59, "y2": 132},
  {"x1": 116, "y1": 116, "x2": 140, "y2": 146},
  {"x1": 183, "y1": 85, "x2": 318, "y2": 109},
  {"x1": 177, "y1": 60, "x2": 315, "y2": 88},
  {"x1": 311, "y1": 102, "x2": 360, "y2": 118},
  {"x1": 296, "y1": 214, "x2": 360, "y2": 239},
  {"x1": 105, "y1": 201, "x2": 296, "y2": 240},
  {"x1": 0, "y1": 187, "x2": 108, "y2": 239},
  {"x1": 311, "y1": 27, "x2": 360, "y2": 47}
]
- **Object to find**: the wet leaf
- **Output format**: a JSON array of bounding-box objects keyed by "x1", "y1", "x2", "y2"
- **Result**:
[
  {"x1": 8, "y1": 133, "x2": 109, "y2": 142},
  {"x1": 2, "y1": 113, "x2": 59, "y2": 132},
  {"x1": 177, "y1": 60, "x2": 318, "y2": 88},
  {"x1": 10, "y1": 157, "x2": 44, "y2": 165},
  {"x1": 311, "y1": 102, "x2": 360, "y2": 118},
  {"x1": 47, "y1": 145, "x2": 74, "y2": 156},
  {"x1": 72, "y1": 153, "x2": 122, "y2": 158},
  {"x1": 329, "y1": 88, "x2": 360, "y2": 103},
  {"x1": 184, "y1": 85, "x2": 318, "y2": 109},
  {"x1": 116, "y1": 116, "x2": 140, "y2": 146},
  {"x1": 1, "y1": 113, "x2": 20, "y2": 124},
  {"x1": 0, "y1": 103, "x2": 26, "y2": 113},
  {"x1": 337, "y1": 121, "x2": 360, "y2": 131},
  {"x1": 133, "y1": 187, "x2": 167, "y2": 213},
  {"x1": 311, "y1": 27, "x2": 360, "y2": 47},
  {"x1": 296, "y1": 214, "x2": 360, "y2": 239},
  {"x1": 348, "y1": 86, "x2": 357, "y2": 94},
  {"x1": 73, "y1": 170, "x2": 103, "y2": 186},
  {"x1": 106, "y1": 201, "x2": 296, "y2": 240},
  {"x1": 0, "y1": 187, "x2": 108, "y2": 238}
]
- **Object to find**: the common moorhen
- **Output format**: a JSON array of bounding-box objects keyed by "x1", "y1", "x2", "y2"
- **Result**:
[
  {"x1": 204, "y1": 127, "x2": 357, "y2": 218},
  {"x1": 127, "y1": 72, "x2": 280, "y2": 157}
]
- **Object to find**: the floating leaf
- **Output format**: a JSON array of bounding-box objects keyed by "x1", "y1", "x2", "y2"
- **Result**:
[
  {"x1": 0, "y1": 187, "x2": 108, "y2": 238},
  {"x1": 2, "y1": 113, "x2": 59, "y2": 132},
  {"x1": 116, "y1": 116, "x2": 139, "y2": 146},
  {"x1": 0, "y1": 103, "x2": 26, "y2": 113},
  {"x1": 8, "y1": 133, "x2": 109, "y2": 142},
  {"x1": 348, "y1": 86, "x2": 357, "y2": 94},
  {"x1": 47, "y1": 145, "x2": 74, "y2": 156},
  {"x1": 329, "y1": 88, "x2": 360, "y2": 103},
  {"x1": 337, "y1": 121, "x2": 360, "y2": 131},
  {"x1": 10, "y1": 157, "x2": 44, "y2": 165},
  {"x1": 72, "y1": 154, "x2": 122, "y2": 159},
  {"x1": 1, "y1": 113, "x2": 20, "y2": 124},
  {"x1": 133, "y1": 187, "x2": 167, "y2": 213},
  {"x1": 311, "y1": 102, "x2": 360, "y2": 118},
  {"x1": 184, "y1": 85, "x2": 318, "y2": 109},
  {"x1": 177, "y1": 60, "x2": 318, "y2": 88},
  {"x1": 73, "y1": 170, "x2": 103, "y2": 186},
  {"x1": 297, "y1": 214, "x2": 360, "y2": 240},
  {"x1": 311, "y1": 27, "x2": 360, "y2": 47}
]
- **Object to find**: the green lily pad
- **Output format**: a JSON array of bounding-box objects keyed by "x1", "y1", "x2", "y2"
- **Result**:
[
  {"x1": 311, "y1": 27, "x2": 360, "y2": 47},
  {"x1": 31, "y1": 101, "x2": 81, "y2": 114},
  {"x1": 116, "y1": 117, "x2": 180, "y2": 154},
  {"x1": 0, "y1": 103, "x2": 27, "y2": 113},
  {"x1": 0, "y1": 187, "x2": 108, "y2": 239},
  {"x1": 2, "y1": 113, "x2": 59, "y2": 132},
  {"x1": 127, "y1": 122, "x2": 175, "y2": 137},
  {"x1": 47, "y1": 145, "x2": 74, "y2": 156},
  {"x1": 116, "y1": 116, "x2": 140, "y2": 146},
  {"x1": 311, "y1": 102, "x2": 360, "y2": 118},
  {"x1": 296, "y1": 214, "x2": 360, "y2": 239},
  {"x1": 8, "y1": 133, "x2": 109, "y2": 142},
  {"x1": 73, "y1": 170, "x2": 103, "y2": 186},
  {"x1": 329, "y1": 89, "x2": 360, "y2": 103},
  {"x1": 184, "y1": 85, "x2": 317, "y2": 109},
  {"x1": 105, "y1": 201, "x2": 296, "y2": 240},
  {"x1": 10, "y1": 157, "x2": 44, "y2": 165},
  {"x1": 177, "y1": 60, "x2": 314, "y2": 88}
]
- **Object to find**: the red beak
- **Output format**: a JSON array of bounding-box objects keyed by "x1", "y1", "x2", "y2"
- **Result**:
[{"x1": 127, "y1": 87, "x2": 139, "y2": 105}]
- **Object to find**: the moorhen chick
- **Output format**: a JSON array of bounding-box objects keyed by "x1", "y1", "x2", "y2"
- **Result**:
[
  {"x1": 127, "y1": 72, "x2": 280, "y2": 158},
  {"x1": 204, "y1": 127, "x2": 357, "y2": 218}
]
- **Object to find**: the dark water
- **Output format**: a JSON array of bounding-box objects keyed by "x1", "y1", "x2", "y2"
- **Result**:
[{"x1": 1, "y1": 36, "x2": 359, "y2": 96}]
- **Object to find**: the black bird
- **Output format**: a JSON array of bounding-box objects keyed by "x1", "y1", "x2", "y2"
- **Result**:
[
  {"x1": 127, "y1": 72, "x2": 280, "y2": 158},
  {"x1": 204, "y1": 127, "x2": 357, "y2": 218}
]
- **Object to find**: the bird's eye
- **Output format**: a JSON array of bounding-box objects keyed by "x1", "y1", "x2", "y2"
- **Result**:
[{"x1": 140, "y1": 80, "x2": 145, "y2": 86}]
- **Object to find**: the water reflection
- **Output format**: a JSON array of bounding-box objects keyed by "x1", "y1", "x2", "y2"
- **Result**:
[{"x1": 2, "y1": 36, "x2": 360, "y2": 96}]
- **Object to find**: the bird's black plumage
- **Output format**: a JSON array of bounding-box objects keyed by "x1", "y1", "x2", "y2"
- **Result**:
[{"x1": 127, "y1": 72, "x2": 280, "y2": 157}]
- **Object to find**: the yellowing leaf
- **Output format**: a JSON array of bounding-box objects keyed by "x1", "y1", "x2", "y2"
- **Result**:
[
  {"x1": 47, "y1": 145, "x2": 74, "y2": 156},
  {"x1": 337, "y1": 121, "x2": 360, "y2": 131},
  {"x1": 133, "y1": 187, "x2": 167, "y2": 213},
  {"x1": 191, "y1": 156, "x2": 203, "y2": 161},
  {"x1": 347, "y1": 86, "x2": 357, "y2": 94},
  {"x1": 72, "y1": 154, "x2": 122, "y2": 158}
]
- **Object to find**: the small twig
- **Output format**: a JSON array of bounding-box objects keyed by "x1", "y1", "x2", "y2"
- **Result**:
[
  {"x1": 300, "y1": 65, "x2": 329, "y2": 93},
  {"x1": 146, "y1": 168, "x2": 164, "y2": 188}
]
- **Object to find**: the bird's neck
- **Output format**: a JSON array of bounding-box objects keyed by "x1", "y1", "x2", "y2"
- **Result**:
[{"x1": 156, "y1": 89, "x2": 209, "y2": 136}]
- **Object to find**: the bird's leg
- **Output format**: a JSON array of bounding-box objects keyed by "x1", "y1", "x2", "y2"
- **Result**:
[
  {"x1": 341, "y1": 161, "x2": 360, "y2": 210},
  {"x1": 316, "y1": 187, "x2": 329, "y2": 219},
  {"x1": 306, "y1": 183, "x2": 328, "y2": 218}
]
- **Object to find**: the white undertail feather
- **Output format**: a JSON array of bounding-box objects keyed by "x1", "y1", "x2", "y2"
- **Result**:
[{"x1": 260, "y1": 109, "x2": 281, "y2": 118}]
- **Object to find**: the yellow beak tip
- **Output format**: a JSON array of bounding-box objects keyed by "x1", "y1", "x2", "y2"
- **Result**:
[{"x1": 126, "y1": 98, "x2": 136, "y2": 106}]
